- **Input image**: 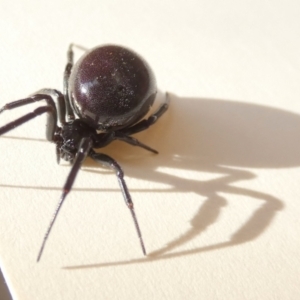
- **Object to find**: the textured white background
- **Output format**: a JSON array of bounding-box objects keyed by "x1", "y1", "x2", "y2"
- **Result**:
[{"x1": 0, "y1": 0, "x2": 300, "y2": 299}]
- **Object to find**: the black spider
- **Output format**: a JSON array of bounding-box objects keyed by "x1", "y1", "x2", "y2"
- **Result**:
[{"x1": 0, "y1": 44, "x2": 169, "y2": 262}]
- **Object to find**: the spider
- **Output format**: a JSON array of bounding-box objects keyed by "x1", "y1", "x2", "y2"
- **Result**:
[{"x1": 0, "y1": 44, "x2": 169, "y2": 262}]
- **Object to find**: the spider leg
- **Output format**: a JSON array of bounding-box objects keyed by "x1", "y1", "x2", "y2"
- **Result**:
[
  {"x1": 118, "y1": 92, "x2": 170, "y2": 136},
  {"x1": 89, "y1": 150, "x2": 147, "y2": 256},
  {"x1": 93, "y1": 132, "x2": 157, "y2": 154},
  {"x1": 63, "y1": 44, "x2": 75, "y2": 120},
  {"x1": 0, "y1": 89, "x2": 66, "y2": 126},
  {"x1": 114, "y1": 132, "x2": 158, "y2": 154},
  {"x1": 0, "y1": 105, "x2": 57, "y2": 141},
  {"x1": 37, "y1": 137, "x2": 93, "y2": 262},
  {"x1": 33, "y1": 89, "x2": 66, "y2": 125},
  {"x1": 63, "y1": 43, "x2": 88, "y2": 121},
  {"x1": 0, "y1": 90, "x2": 67, "y2": 141}
]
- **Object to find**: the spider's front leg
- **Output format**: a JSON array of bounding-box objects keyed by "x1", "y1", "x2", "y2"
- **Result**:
[
  {"x1": 0, "y1": 89, "x2": 66, "y2": 142},
  {"x1": 64, "y1": 44, "x2": 75, "y2": 120},
  {"x1": 89, "y1": 150, "x2": 147, "y2": 256},
  {"x1": 63, "y1": 43, "x2": 88, "y2": 121},
  {"x1": 37, "y1": 137, "x2": 93, "y2": 262}
]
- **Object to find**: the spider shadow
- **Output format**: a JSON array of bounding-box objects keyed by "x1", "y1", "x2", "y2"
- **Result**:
[
  {"x1": 2, "y1": 93, "x2": 299, "y2": 268},
  {"x1": 64, "y1": 93, "x2": 300, "y2": 269}
]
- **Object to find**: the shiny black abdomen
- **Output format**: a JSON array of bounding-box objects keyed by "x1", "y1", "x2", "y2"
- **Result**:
[{"x1": 68, "y1": 45, "x2": 157, "y2": 131}]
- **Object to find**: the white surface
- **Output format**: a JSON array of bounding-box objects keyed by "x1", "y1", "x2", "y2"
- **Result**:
[{"x1": 0, "y1": 0, "x2": 300, "y2": 299}]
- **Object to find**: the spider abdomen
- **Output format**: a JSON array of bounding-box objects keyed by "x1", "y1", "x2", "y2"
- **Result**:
[{"x1": 68, "y1": 45, "x2": 157, "y2": 131}]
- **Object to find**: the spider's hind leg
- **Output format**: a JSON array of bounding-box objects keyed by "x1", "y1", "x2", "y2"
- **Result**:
[
  {"x1": 118, "y1": 92, "x2": 170, "y2": 136},
  {"x1": 114, "y1": 93, "x2": 170, "y2": 154},
  {"x1": 115, "y1": 132, "x2": 158, "y2": 154}
]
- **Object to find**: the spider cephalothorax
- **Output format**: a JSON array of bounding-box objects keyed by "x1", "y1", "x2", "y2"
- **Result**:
[{"x1": 58, "y1": 119, "x2": 97, "y2": 162}]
